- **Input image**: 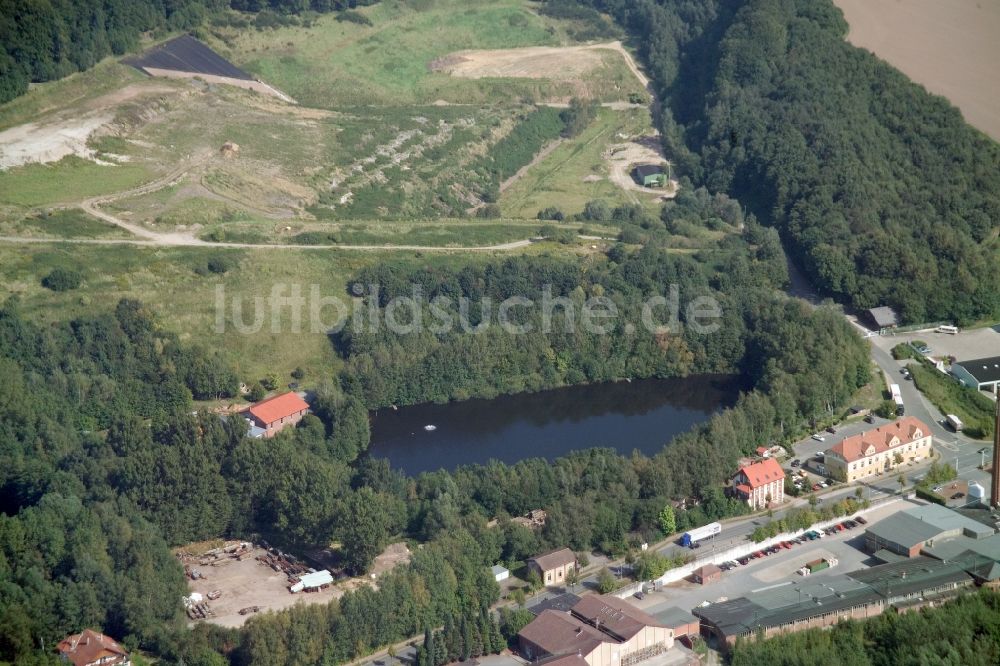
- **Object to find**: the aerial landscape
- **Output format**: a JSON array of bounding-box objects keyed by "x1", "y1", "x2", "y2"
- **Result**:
[{"x1": 0, "y1": 1, "x2": 998, "y2": 665}]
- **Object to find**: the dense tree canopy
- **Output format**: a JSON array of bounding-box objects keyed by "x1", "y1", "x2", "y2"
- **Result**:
[{"x1": 574, "y1": 0, "x2": 1000, "y2": 323}]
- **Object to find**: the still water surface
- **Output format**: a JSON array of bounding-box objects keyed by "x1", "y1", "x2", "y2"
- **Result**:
[{"x1": 368, "y1": 375, "x2": 743, "y2": 474}]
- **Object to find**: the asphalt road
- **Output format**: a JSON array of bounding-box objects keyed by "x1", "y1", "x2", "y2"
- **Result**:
[{"x1": 866, "y1": 337, "x2": 993, "y2": 486}]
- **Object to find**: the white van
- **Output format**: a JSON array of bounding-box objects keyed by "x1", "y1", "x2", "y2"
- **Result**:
[{"x1": 936, "y1": 325, "x2": 958, "y2": 334}]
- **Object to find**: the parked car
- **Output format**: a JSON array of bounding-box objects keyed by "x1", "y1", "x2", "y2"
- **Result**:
[
  {"x1": 855, "y1": 516, "x2": 867, "y2": 525},
  {"x1": 738, "y1": 556, "x2": 750, "y2": 565},
  {"x1": 791, "y1": 459, "x2": 800, "y2": 467},
  {"x1": 864, "y1": 415, "x2": 875, "y2": 423},
  {"x1": 826, "y1": 426, "x2": 836, "y2": 434},
  {"x1": 813, "y1": 483, "x2": 822, "y2": 491},
  {"x1": 634, "y1": 591, "x2": 645, "y2": 600},
  {"x1": 811, "y1": 434, "x2": 825, "y2": 442}
]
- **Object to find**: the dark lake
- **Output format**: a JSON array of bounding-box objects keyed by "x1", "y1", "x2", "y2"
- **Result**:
[{"x1": 368, "y1": 375, "x2": 743, "y2": 474}]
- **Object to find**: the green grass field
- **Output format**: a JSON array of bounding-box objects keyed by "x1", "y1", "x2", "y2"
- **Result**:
[
  {"x1": 0, "y1": 0, "x2": 668, "y2": 379},
  {"x1": 0, "y1": 157, "x2": 152, "y2": 208},
  {"x1": 208, "y1": 0, "x2": 642, "y2": 108},
  {"x1": 5, "y1": 208, "x2": 131, "y2": 239},
  {"x1": 500, "y1": 107, "x2": 659, "y2": 219},
  {"x1": 0, "y1": 240, "x2": 590, "y2": 383}
]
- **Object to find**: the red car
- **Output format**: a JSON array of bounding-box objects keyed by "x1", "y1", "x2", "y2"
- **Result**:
[{"x1": 813, "y1": 483, "x2": 822, "y2": 491}]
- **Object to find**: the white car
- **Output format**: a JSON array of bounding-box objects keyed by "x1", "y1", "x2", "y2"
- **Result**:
[{"x1": 811, "y1": 434, "x2": 825, "y2": 442}]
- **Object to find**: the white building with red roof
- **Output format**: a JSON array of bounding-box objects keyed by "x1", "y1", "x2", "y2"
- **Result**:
[
  {"x1": 824, "y1": 416, "x2": 932, "y2": 483},
  {"x1": 57, "y1": 629, "x2": 130, "y2": 666},
  {"x1": 732, "y1": 457, "x2": 785, "y2": 510},
  {"x1": 243, "y1": 391, "x2": 310, "y2": 438}
]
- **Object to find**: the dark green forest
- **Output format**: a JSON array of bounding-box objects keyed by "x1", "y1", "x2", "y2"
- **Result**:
[
  {"x1": 575, "y1": 0, "x2": 1000, "y2": 324},
  {"x1": 3, "y1": 0, "x2": 998, "y2": 663},
  {"x1": 0, "y1": 217, "x2": 871, "y2": 663},
  {"x1": 730, "y1": 590, "x2": 1000, "y2": 666}
]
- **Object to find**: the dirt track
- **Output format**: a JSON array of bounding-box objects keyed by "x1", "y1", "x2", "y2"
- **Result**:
[{"x1": 604, "y1": 138, "x2": 678, "y2": 200}]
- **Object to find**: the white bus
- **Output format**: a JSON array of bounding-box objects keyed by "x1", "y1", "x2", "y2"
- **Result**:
[
  {"x1": 890, "y1": 383, "x2": 905, "y2": 416},
  {"x1": 936, "y1": 325, "x2": 959, "y2": 334},
  {"x1": 946, "y1": 414, "x2": 964, "y2": 432}
]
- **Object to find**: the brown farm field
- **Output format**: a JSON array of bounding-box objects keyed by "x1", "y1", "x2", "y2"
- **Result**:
[{"x1": 834, "y1": 0, "x2": 1000, "y2": 141}]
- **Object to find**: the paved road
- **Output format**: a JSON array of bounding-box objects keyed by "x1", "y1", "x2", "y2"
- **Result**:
[{"x1": 866, "y1": 337, "x2": 993, "y2": 486}]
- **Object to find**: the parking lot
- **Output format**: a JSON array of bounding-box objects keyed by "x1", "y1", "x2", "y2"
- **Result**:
[
  {"x1": 636, "y1": 500, "x2": 910, "y2": 617},
  {"x1": 869, "y1": 325, "x2": 1000, "y2": 363}
]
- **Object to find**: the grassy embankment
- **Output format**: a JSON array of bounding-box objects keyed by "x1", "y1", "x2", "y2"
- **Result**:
[{"x1": 907, "y1": 360, "x2": 995, "y2": 439}]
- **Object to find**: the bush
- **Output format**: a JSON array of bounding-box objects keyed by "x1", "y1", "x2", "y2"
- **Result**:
[
  {"x1": 619, "y1": 227, "x2": 643, "y2": 244},
  {"x1": 596, "y1": 567, "x2": 618, "y2": 594},
  {"x1": 335, "y1": 10, "x2": 372, "y2": 26},
  {"x1": 247, "y1": 382, "x2": 267, "y2": 402},
  {"x1": 891, "y1": 343, "x2": 919, "y2": 360},
  {"x1": 477, "y1": 204, "x2": 501, "y2": 219},
  {"x1": 582, "y1": 199, "x2": 611, "y2": 221},
  {"x1": 291, "y1": 367, "x2": 306, "y2": 380},
  {"x1": 41, "y1": 267, "x2": 82, "y2": 291},
  {"x1": 207, "y1": 255, "x2": 234, "y2": 275},
  {"x1": 875, "y1": 400, "x2": 898, "y2": 419},
  {"x1": 537, "y1": 207, "x2": 565, "y2": 221}
]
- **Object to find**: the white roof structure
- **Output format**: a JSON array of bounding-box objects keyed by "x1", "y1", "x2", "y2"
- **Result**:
[{"x1": 290, "y1": 569, "x2": 334, "y2": 593}]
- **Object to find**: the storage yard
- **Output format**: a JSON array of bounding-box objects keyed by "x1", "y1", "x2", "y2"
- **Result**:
[
  {"x1": 177, "y1": 541, "x2": 339, "y2": 628},
  {"x1": 176, "y1": 540, "x2": 412, "y2": 628}
]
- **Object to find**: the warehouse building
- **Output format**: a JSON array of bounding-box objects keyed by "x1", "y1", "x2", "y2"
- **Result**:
[
  {"x1": 694, "y1": 557, "x2": 974, "y2": 650},
  {"x1": 863, "y1": 503, "x2": 995, "y2": 557},
  {"x1": 951, "y1": 355, "x2": 1000, "y2": 393}
]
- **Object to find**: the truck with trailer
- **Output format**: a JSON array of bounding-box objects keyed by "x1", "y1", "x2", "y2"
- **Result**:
[
  {"x1": 890, "y1": 384, "x2": 905, "y2": 416},
  {"x1": 679, "y1": 522, "x2": 722, "y2": 548}
]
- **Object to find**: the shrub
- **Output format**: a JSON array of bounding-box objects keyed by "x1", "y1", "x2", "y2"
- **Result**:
[
  {"x1": 335, "y1": 10, "x2": 372, "y2": 26},
  {"x1": 619, "y1": 227, "x2": 643, "y2": 244},
  {"x1": 207, "y1": 255, "x2": 234, "y2": 274},
  {"x1": 537, "y1": 207, "x2": 564, "y2": 221},
  {"x1": 247, "y1": 382, "x2": 267, "y2": 402},
  {"x1": 477, "y1": 204, "x2": 501, "y2": 219},
  {"x1": 41, "y1": 267, "x2": 82, "y2": 291},
  {"x1": 582, "y1": 199, "x2": 611, "y2": 221}
]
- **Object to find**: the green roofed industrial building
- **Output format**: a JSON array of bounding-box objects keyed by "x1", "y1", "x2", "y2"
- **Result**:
[
  {"x1": 633, "y1": 164, "x2": 667, "y2": 187},
  {"x1": 863, "y1": 503, "x2": 995, "y2": 558},
  {"x1": 693, "y1": 556, "x2": 974, "y2": 649}
]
